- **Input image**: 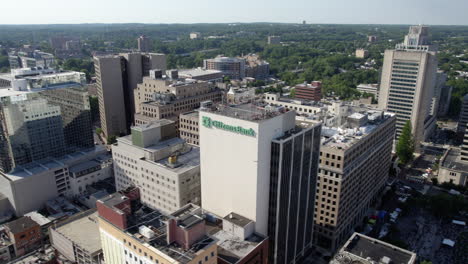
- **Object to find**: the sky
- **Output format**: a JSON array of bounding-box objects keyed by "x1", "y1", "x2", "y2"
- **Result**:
[{"x1": 1, "y1": 0, "x2": 467, "y2": 25}]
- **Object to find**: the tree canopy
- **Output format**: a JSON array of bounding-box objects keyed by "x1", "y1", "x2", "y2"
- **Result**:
[{"x1": 396, "y1": 120, "x2": 414, "y2": 164}]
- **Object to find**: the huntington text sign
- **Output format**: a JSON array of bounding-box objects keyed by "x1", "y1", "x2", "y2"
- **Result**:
[{"x1": 202, "y1": 116, "x2": 256, "y2": 137}]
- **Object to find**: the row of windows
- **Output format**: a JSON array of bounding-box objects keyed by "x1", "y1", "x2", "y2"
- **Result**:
[
  {"x1": 390, "y1": 81, "x2": 416, "y2": 87},
  {"x1": 391, "y1": 78, "x2": 417, "y2": 83},
  {"x1": 393, "y1": 65, "x2": 419, "y2": 71},
  {"x1": 394, "y1": 61, "x2": 419, "y2": 66},
  {"x1": 388, "y1": 93, "x2": 414, "y2": 100},
  {"x1": 392, "y1": 69, "x2": 418, "y2": 75},
  {"x1": 391, "y1": 73, "x2": 417, "y2": 79},
  {"x1": 389, "y1": 85, "x2": 415, "y2": 93}
]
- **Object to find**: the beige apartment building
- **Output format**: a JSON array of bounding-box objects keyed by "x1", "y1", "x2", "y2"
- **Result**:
[
  {"x1": 134, "y1": 71, "x2": 222, "y2": 132},
  {"x1": 179, "y1": 111, "x2": 199, "y2": 146},
  {"x1": 355, "y1": 49, "x2": 369, "y2": 59},
  {"x1": 312, "y1": 110, "x2": 396, "y2": 253}
]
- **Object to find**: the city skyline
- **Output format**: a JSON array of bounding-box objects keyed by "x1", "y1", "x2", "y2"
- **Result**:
[{"x1": 1, "y1": 0, "x2": 468, "y2": 25}]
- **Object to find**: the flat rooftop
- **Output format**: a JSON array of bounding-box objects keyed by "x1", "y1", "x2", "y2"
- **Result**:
[
  {"x1": 54, "y1": 211, "x2": 102, "y2": 254},
  {"x1": 113, "y1": 203, "x2": 215, "y2": 264},
  {"x1": 118, "y1": 136, "x2": 200, "y2": 174},
  {"x1": 339, "y1": 233, "x2": 416, "y2": 264},
  {"x1": 179, "y1": 68, "x2": 222, "y2": 77},
  {"x1": 3, "y1": 146, "x2": 108, "y2": 181},
  {"x1": 201, "y1": 102, "x2": 286, "y2": 122},
  {"x1": 223, "y1": 212, "x2": 252, "y2": 228},
  {"x1": 441, "y1": 148, "x2": 468, "y2": 172},
  {"x1": 320, "y1": 111, "x2": 394, "y2": 150}
]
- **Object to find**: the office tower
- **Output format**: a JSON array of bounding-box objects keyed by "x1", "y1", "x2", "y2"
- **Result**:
[
  {"x1": 295, "y1": 81, "x2": 322, "y2": 102},
  {"x1": 268, "y1": 36, "x2": 281, "y2": 45},
  {"x1": 179, "y1": 111, "x2": 200, "y2": 146},
  {"x1": 330, "y1": 233, "x2": 417, "y2": 264},
  {"x1": 97, "y1": 191, "x2": 218, "y2": 264},
  {"x1": 137, "y1": 35, "x2": 151, "y2": 52},
  {"x1": 244, "y1": 54, "x2": 270, "y2": 80},
  {"x1": 112, "y1": 120, "x2": 201, "y2": 214},
  {"x1": 0, "y1": 68, "x2": 93, "y2": 173},
  {"x1": 204, "y1": 56, "x2": 246, "y2": 79},
  {"x1": 200, "y1": 103, "x2": 321, "y2": 263},
  {"x1": 430, "y1": 72, "x2": 447, "y2": 117},
  {"x1": 457, "y1": 94, "x2": 468, "y2": 137},
  {"x1": 94, "y1": 53, "x2": 166, "y2": 138},
  {"x1": 313, "y1": 110, "x2": 396, "y2": 253},
  {"x1": 355, "y1": 49, "x2": 369, "y2": 58},
  {"x1": 133, "y1": 70, "x2": 222, "y2": 132},
  {"x1": 378, "y1": 25, "x2": 438, "y2": 150}
]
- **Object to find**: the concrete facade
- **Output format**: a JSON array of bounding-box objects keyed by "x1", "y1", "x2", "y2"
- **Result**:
[
  {"x1": 112, "y1": 121, "x2": 201, "y2": 214},
  {"x1": 179, "y1": 111, "x2": 199, "y2": 146},
  {"x1": 200, "y1": 103, "x2": 321, "y2": 264},
  {"x1": 313, "y1": 111, "x2": 396, "y2": 253},
  {"x1": 94, "y1": 53, "x2": 167, "y2": 138},
  {"x1": 0, "y1": 147, "x2": 111, "y2": 216}
]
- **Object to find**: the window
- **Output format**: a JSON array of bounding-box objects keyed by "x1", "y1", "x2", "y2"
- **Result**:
[{"x1": 205, "y1": 256, "x2": 208, "y2": 262}]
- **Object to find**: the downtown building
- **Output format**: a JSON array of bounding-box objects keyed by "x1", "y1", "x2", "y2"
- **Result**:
[
  {"x1": 112, "y1": 120, "x2": 201, "y2": 215},
  {"x1": 295, "y1": 81, "x2": 322, "y2": 102},
  {"x1": 133, "y1": 70, "x2": 222, "y2": 132},
  {"x1": 96, "y1": 189, "x2": 268, "y2": 264},
  {"x1": 378, "y1": 25, "x2": 438, "y2": 150},
  {"x1": 0, "y1": 68, "x2": 94, "y2": 173},
  {"x1": 310, "y1": 109, "x2": 396, "y2": 253},
  {"x1": 94, "y1": 52, "x2": 166, "y2": 138},
  {"x1": 199, "y1": 102, "x2": 321, "y2": 264}
]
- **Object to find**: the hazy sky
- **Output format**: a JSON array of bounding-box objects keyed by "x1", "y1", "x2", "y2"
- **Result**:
[{"x1": 1, "y1": 0, "x2": 467, "y2": 25}]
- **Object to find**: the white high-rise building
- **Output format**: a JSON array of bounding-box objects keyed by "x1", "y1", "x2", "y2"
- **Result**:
[
  {"x1": 199, "y1": 102, "x2": 321, "y2": 264},
  {"x1": 378, "y1": 25, "x2": 438, "y2": 150}
]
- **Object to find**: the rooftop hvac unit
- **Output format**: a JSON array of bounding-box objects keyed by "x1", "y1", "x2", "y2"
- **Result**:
[{"x1": 139, "y1": 225, "x2": 155, "y2": 239}]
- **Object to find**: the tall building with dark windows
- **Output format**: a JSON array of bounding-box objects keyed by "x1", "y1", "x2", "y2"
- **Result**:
[
  {"x1": 199, "y1": 102, "x2": 321, "y2": 264},
  {"x1": 378, "y1": 25, "x2": 438, "y2": 150},
  {"x1": 0, "y1": 68, "x2": 94, "y2": 173},
  {"x1": 268, "y1": 122, "x2": 321, "y2": 264}
]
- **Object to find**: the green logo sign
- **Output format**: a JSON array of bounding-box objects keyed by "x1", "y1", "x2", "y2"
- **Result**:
[{"x1": 202, "y1": 116, "x2": 256, "y2": 137}]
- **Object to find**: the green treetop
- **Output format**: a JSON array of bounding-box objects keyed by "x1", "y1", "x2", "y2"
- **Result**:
[{"x1": 396, "y1": 120, "x2": 414, "y2": 164}]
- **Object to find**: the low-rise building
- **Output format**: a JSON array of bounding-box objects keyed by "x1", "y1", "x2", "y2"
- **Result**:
[
  {"x1": 179, "y1": 111, "x2": 200, "y2": 146},
  {"x1": 356, "y1": 84, "x2": 379, "y2": 99},
  {"x1": 204, "y1": 57, "x2": 246, "y2": 80},
  {"x1": 178, "y1": 68, "x2": 223, "y2": 82},
  {"x1": 97, "y1": 193, "x2": 218, "y2": 264},
  {"x1": 355, "y1": 49, "x2": 369, "y2": 58},
  {"x1": 226, "y1": 87, "x2": 256, "y2": 104},
  {"x1": 49, "y1": 209, "x2": 103, "y2": 264},
  {"x1": 190, "y1": 32, "x2": 201, "y2": 39},
  {"x1": 244, "y1": 54, "x2": 270, "y2": 80},
  {"x1": 112, "y1": 120, "x2": 201, "y2": 214},
  {"x1": 2, "y1": 217, "x2": 42, "y2": 259},
  {"x1": 295, "y1": 81, "x2": 322, "y2": 101},
  {"x1": 97, "y1": 190, "x2": 267, "y2": 264},
  {"x1": 0, "y1": 147, "x2": 111, "y2": 216},
  {"x1": 330, "y1": 233, "x2": 416, "y2": 264},
  {"x1": 267, "y1": 36, "x2": 281, "y2": 45},
  {"x1": 263, "y1": 93, "x2": 326, "y2": 115},
  {"x1": 438, "y1": 147, "x2": 468, "y2": 186}
]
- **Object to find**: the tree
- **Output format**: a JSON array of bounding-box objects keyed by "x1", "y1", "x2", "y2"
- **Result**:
[
  {"x1": 95, "y1": 128, "x2": 102, "y2": 135},
  {"x1": 396, "y1": 120, "x2": 414, "y2": 164},
  {"x1": 107, "y1": 135, "x2": 117, "y2": 145}
]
